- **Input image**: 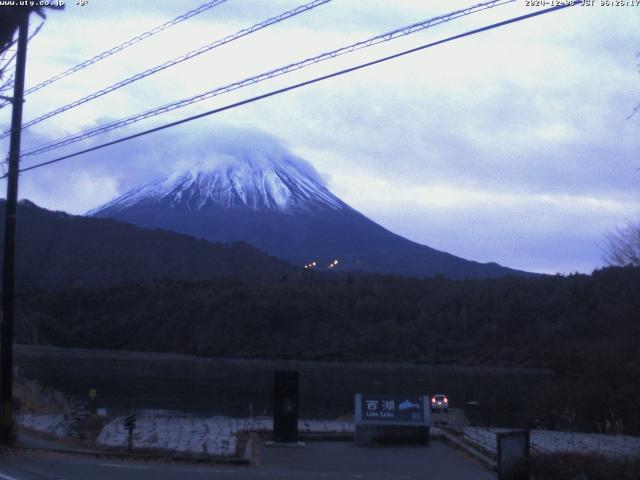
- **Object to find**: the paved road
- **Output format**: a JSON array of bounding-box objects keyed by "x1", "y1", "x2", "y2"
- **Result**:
[
  {"x1": 431, "y1": 408, "x2": 469, "y2": 428},
  {"x1": 0, "y1": 442, "x2": 494, "y2": 480}
]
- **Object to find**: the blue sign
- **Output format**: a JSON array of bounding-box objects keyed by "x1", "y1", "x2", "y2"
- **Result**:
[{"x1": 355, "y1": 394, "x2": 431, "y2": 426}]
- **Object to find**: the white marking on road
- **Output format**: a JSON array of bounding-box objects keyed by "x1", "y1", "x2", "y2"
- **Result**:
[
  {"x1": 0, "y1": 472, "x2": 20, "y2": 480},
  {"x1": 98, "y1": 463, "x2": 152, "y2": 470}
]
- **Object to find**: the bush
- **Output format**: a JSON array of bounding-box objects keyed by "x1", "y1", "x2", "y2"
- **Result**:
[
  {"x1": 13, "y1": 369, "x2": 77, "y2": 414},
  {"x1": 529, "y1": 452, "x2": 640, "y2": 480}
]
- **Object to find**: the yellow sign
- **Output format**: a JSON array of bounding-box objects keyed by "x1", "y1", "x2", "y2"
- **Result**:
[{"x1": 89, "y1": 389, "x2": 96, "y2": 399}]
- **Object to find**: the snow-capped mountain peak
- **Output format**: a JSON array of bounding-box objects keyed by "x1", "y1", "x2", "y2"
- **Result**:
[
  {"x1": 88, "y1": 133, "x2": 528, "y2": 279},
  {"x1": 89, "y1": 154, "x2": 348, "y2": 215}
]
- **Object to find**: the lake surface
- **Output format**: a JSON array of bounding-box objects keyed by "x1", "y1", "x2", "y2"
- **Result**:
[{"x1": 14, "y1": 345, "x2": 552, "y2": 422}]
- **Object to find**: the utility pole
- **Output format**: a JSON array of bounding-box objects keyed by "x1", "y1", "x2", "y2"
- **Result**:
[{"x1": 0, "y1": 13, "x2": 30, "y2": 446}]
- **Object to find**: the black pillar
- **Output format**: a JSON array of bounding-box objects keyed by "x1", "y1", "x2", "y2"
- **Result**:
[
  {"x1": 273, "y1": 370, "x2": 299, "y2": 443},
  {"x1": 0, "y1": 12, "x2": 30, "y2": 446}
]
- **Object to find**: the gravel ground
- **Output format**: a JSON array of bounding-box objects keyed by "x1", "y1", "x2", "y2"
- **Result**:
[{"x1": 463, "y1": 427, "x2": 640, "y2": 458}]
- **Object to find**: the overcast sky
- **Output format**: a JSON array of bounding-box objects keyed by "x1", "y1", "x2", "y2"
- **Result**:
[{"x1": 1, "y1": 0, "x2": 639, "y2": 274}]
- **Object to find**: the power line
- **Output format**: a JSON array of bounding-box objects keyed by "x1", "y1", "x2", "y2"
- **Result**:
[
  {"x1": 21, "y1": 0, "x2": 516, "y2": 159},
  {"x1": 6, "y1": 1, "x2": 581, "y2": 180},
  {"x1": 0, "y1": 0, "x2": 331, "y2": 140},
  {"x1": 0, "y1": 0, "x2": 229, "y2": 109}
]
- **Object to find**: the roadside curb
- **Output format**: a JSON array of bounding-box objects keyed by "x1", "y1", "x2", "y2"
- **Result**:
[
  {"x1": 16, "y1": 426, "x2": 107, "y2": 455},
  {"x1": 436, "y1": 429, "x2": 497, "y2": 471},
  {"x1": 15, "y1": 428, "x2": 356, "y2": 466},
  {"x1": 12, "y1": 444, "x2": 250, "y2": 466},
  {"x1": 258, "y1": 432, "x2": 354, "y2": 443},
  {"x1": 301, "y1": 432, "x2": 353, "y2": 442},
  {"x1": 16, "y1": 425, "x2": 249, "y2": 465},
  {"x1": 243, "y1": 432, "x2": 263, "y2": 466}
]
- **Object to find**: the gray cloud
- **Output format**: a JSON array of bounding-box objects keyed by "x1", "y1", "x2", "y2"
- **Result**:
[
  {"x1": 13, "y1": 122, "x2": 328, "y2": 214},
  {"x1": 1, "y1": 0, "x2": 638, "y2": 274}
]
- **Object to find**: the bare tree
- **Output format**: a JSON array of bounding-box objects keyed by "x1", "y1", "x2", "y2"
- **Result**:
[
  {"x1": 0, "y1": 5, "x2": 61, "y2": 101},
  {"x1": 605, "y1": 53, "x2": 640, "y2": 267},
  {"x1": 0, "y1": 7, "x2": 35, "y2": 56},
  {"x1": 604, "y1": 222, "x2": 640, "y2": 267},
  {"x1": 630, "y1": 51, "x2": 640, "y2": 120}
]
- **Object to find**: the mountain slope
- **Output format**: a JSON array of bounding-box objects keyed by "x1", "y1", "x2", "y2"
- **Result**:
[
  {"x1": 90, "y1": 154, "x2": 531, "y2": 279},
  {"x1": 93, "y1": 161, "x2": 348, "y2": 214},
  {"x1": 0, "y1": 200, "x2": 296, "y2": 289}
]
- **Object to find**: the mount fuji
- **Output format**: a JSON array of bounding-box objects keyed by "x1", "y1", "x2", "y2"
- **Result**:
[{"x1": 89, "y1": 151, "x2": 529, "y2": 279}]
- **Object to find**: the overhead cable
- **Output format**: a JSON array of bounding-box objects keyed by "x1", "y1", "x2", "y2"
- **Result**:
[
  {"x1": 0, "y1": 0, "x2": 228, "y2": 108},
  {"x1": 0, "y1": 0, "x2": 331, "y2": 139},
  {"x1": 21, "y1": 0, "x2": 515, "y2": 157},
  {"x1": 8, "y1": 1, "x2": 581, "y2": 179}
]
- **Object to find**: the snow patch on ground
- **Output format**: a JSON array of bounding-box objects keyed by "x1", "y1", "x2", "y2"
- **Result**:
[
  {"x1": 97, "y1": 416, "x2": 239, "y2": 456},
  {"x1": 16, "y1": 413, "x2": 355, "y2": 457},
  {"x1": 463, "y1": 427, "x2": 640, "y2": 458},
  {"x1": 97, "y1": 415, "x2": 354, "y2": 457},
  {"x1": 17, "y1": 414, "x2": 74, "y2": 437}
]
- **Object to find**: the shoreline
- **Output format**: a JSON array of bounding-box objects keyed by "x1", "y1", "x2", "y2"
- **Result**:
[{"x1": 14, "y1": 344, "x2": 552, "y2": 376}]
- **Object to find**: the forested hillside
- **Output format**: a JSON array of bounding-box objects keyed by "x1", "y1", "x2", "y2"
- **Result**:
[
  {"x1": 0, "y1": 200, "x2": 296, "y2": 288},
  {"x1": 15, "y1": 266, "x2": 640, "y2": 432},
  {"x1": 17, "y1": 267, "x2": 638, "y2": 365}
]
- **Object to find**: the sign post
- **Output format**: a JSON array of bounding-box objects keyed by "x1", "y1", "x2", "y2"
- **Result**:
[
  {"x1": 88, "y1": 388, "x2": 96, "y2": 414},
  {"x1": 124, "y1": 413, "x2": 137, "y2": 451},
  {"x1": 354, "y1": 394, "x2": 431, "y2": 446}
]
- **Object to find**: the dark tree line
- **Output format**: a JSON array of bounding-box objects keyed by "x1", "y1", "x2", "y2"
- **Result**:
[
  {"x1": 13, "y1": 266, "x2": 640, "y2": 432},
  {"x1": 16, "y1": 267, "x2": 640, "y2": 366}
]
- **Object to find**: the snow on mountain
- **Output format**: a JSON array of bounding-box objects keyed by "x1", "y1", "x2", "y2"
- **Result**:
[
  {"x1": 89, "y1": 153, "x2": 348, "y2": 216},
  {"x1": 89, "y1": 144, "x2": 531, "y2": 279}
]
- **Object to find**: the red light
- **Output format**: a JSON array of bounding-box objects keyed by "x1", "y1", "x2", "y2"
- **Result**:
[
  {"x1": 431, "y1": 397, "x2": 436, "y2": 403},
  {"x1": 444, "y1": 397, "x2": 448, "y2": 403}
]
